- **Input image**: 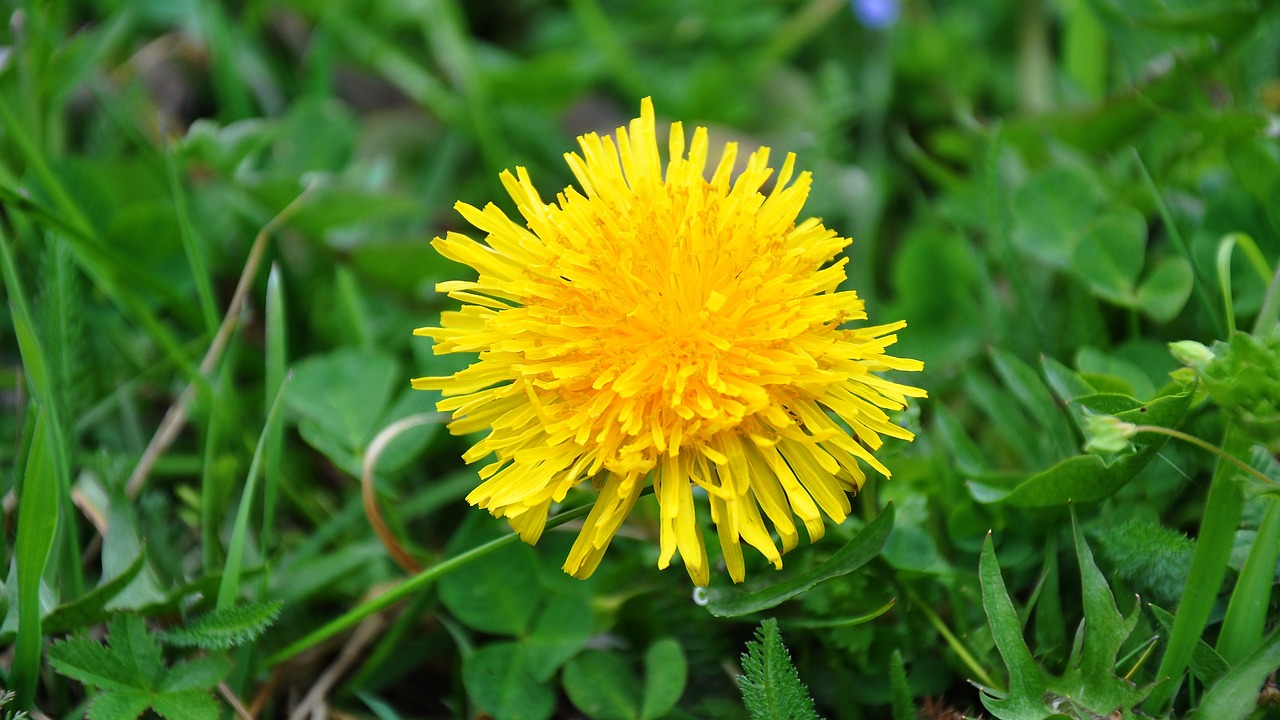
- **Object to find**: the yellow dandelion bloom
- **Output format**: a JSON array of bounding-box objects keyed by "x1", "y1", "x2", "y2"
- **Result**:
[{"x1": 413, "y1": 98, "x2": 925, "y2": 586}]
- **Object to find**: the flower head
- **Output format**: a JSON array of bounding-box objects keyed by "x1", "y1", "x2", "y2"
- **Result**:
[{"x1": 414, "y1": 98, "x2": 925, "y2": 585}]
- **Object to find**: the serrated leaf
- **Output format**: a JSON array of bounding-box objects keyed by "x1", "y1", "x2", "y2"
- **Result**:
[
  {"x1": 149, "y1": 688, "x2": 222, "y2": 720},
  {"x1": 738, "y1": 619, "x2": 821, "y2": 720},
  {"x1": 110, "y1": 615, "x2": 165, "y2": 688},
  {"x1": 1048, "y1": 511, "x2": 1146, "y2": 714},
  {"x1": 158, "y1": 655, "x2": 233, "y2": 693},
  {"x1": 86, "y1": 688, "x2": 152, "y2": 720},
  {"x1": 161, "y1": 600, "x2": 282, "y2": 650},
  {"x1": 48, "y1": 637, "x2": 138, "y2": 691},
  {"x1": 889, "y1": 650, "x2": 914, "y2": 720},
  {"x1": 979, "y1": 536, "x2": 1051, "y2": 720},
  {"x1": 705, "y1": 504, "x2": 894, "y2": 617},
  {"x1": 640, "y1": 639, "x2": 687, "y2": 720}
]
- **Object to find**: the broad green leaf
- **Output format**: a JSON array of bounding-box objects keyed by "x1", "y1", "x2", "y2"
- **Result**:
[
  {"x1": 1136, "y1": 255, "x2": 1194, "y2": 322},
  {"x1": 969, "y1": 388, "x2": 1192, "y2": 506},
  {"x1": 438, "y1": 517, "x2": 540, "y2": 635},
  {"x1": 1011, "y1": 166, "x2": 1101, "y2": 268},
  {"x1": 564, "y1": 650, "x2": 642, "y2": 720},
  {"x1": 463, "y1": 643, "x2": 555, "y2": 720},
  {"x1": 640, "y1": 639, "x2": 687, "y2": 720},
  {"x1": 1072, "y1": 208, "x2": 1147, "y2": 305},
  {"x1": 522, "y1": 594, "x2": 594, "y2": 682},
  {"x1": 704, "y1": 503, "x2": 894, "y2": 617},
  {"x1": 103, "y1": 489, "x2": 167, "y2": 611},
  {"x1": 979, "y1": 536, "x2": 1051, "y2": 720},
  {"x1": 286, "y1": 347, "x2": 399, "y2": 454}
]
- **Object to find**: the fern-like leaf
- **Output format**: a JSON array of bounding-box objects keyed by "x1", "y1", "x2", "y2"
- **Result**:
[
  {"x1": 739, "y1": 619, "x2": 822, "y2": 720},
  {"x1": 161, "y1": 600, "x2": 282, "y2": 650}
]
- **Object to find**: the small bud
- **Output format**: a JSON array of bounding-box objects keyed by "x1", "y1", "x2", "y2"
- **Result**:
[
  {"x1": 1083, "y1": 414, "x2": 1138, "y2": 454},
  {"x1": 1169, "y1": 340, "x2": 1215, "y2": 369}
]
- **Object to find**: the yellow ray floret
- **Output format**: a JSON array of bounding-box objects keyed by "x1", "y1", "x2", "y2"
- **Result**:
[{"x1": 413, "y1": 97, "x2": 926, "y2": 585}]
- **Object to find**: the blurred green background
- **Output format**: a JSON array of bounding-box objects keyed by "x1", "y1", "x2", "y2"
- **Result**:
[{"x1": 2, "y1": 0, "x2": 1280, "y2": 718}]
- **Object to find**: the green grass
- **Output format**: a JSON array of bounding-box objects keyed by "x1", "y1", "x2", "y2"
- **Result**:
[{"x1": 3, "y1": 1, "x2": 1280, "y2": 718}]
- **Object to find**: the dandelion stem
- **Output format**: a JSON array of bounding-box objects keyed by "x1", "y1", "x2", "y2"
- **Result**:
[
  {"x1": 905, "y1": 586, "x2": 1001, "y2": 691},
  {"x1": 266, "y1": 495, "x2": 624, "y2": 667},
  {"x1": 1130, "y1": 425, "x2": 1274, "y2": 487}
]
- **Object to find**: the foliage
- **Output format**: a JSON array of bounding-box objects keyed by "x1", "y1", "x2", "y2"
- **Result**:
[
  {"x1": 739, "y1": 619, "x2": 822, "y2": 720},
  {"x1": 48, "y1": 615, "x2": 233, "y2": 720},
  {"x1": 2, "y1": 0, "x2": 1280, "y2": 717}
]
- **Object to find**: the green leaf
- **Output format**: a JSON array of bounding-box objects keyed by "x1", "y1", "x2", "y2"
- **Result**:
[
  {"x1": 1048, "y1": 510, "x2": 1146, "y2": 714},
  {"x1": 463, "y1": 643, "x2": 555, "y2": 720},
  {"x1": 1072, "y1": 207, "x2": 1147, "y2": 306},
  {"x1": 158, "y1": 656, "x2": 233, "y2": 693},
  {"x1": 640, "y1": 639, "x2": 687, "y2": 720},
  {"x1": 564, "y1": 650, "x2": 642, "y2": 720},
  {"x1": 1136, "y1": 255, "x2": 1194, "y2": 322},
  {"x1": 990, "y1": 349, "x2": 1075, "y2": 461},
  {"x1": 738, "y1": 618, "x2": 821, "y2": 720},
  {"x1": 161, "y1": 601, "x2": 283, "y2": 650},
  {"x1": 978, "y1": 536, "x2": 1050, "y2": 720},
  {"x1": 968, "y1": 387, "x2": 1193, "y2": 506},
  {"x1": 522, "y1": 594, "x2": 594, "y2": 682},
  {"x1": 86, "y1": 688, "x2": 152, "y2": 720},
  {"x1": 704, "y1": 503, "x2": 894, "y2": 617},
  {"x1": 148, "y1": 688, "x2": 222, "y2": 720},
  {"x1": 48, "y1": 637, "x2": 138, "y2": 691},
  {"x1": 109, "y1": 615, "x2": 165, "y2": 688},
  {"x1": 889, "y1": 650, "x2": 914, "y2": 720},
  {"x1": 1148, "y1": 605, "x2": 1229, "y2": 687},
  {"x1": 1194, "y1": 623, "x2": 1280, "y2": 720},
  {"x1": 438, "y1": 521, "x2": 540, "y2": 635},
  {"x1": 1011, "y1": 165, "x2": 1101, "y2": 268},
  {"x1": 43, "y1": 551, "x2": 148, "y2": 634},
  {"x1": 286, "y1": 347, "x2": 399, "y2": 456},
  {"x1": 102, "y1": 489, "x2": 167, "y2": 611},
  {"x1": 12, "y1": 411, "x2": 61, "y2": 706},
  {"x1": 1217, "y1": 498, "x2": 1280, "y2": 664}
]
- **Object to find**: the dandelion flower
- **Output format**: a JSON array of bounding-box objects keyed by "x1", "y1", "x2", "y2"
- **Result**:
[{"x1": 413, "y1": 98, "x2": 925, "y2": 585}]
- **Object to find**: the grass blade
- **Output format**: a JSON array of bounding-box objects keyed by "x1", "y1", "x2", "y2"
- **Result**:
[
  {"x1": 11, "y1": 411, "x2": 61, "y2": 708},
  {"x1": 217, "y1": 375, "x2": 291, "y2": 610},
  {"x1": 1216, "y1": 497, "x2": 1280, "y2": 664},
  {"x1": 1146, "y1": 424, "x2": 1250, "y2": 710}
]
